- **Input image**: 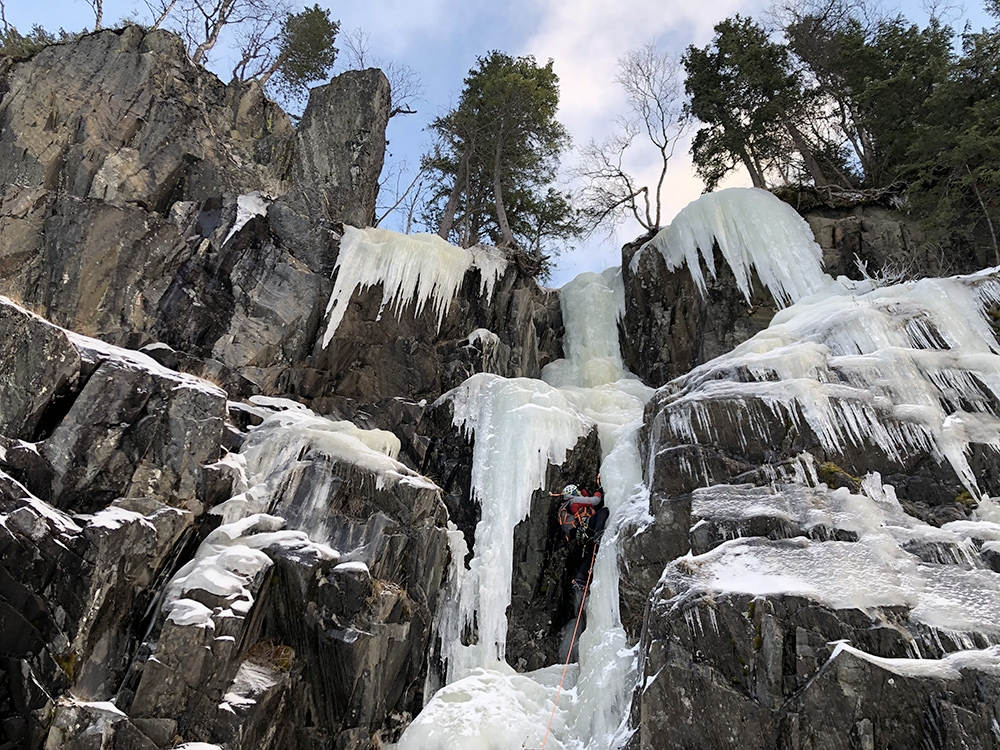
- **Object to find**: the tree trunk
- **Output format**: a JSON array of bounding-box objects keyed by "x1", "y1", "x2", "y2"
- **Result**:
[
  {"x1": 193, "y1": 0, "x2": 236, "y2": 65},
  {"x1": 151, "y1": 0, "x2": 177, "y2": 30},
  {"x1": 785, "y1": 120, "x2": 829, "y2": 187},
  {"x1": 968, "y1": 163, "x2": 1000, "y2": 265},
  {"x1": 91, "y1": 0, "x2": 103, "y2": 30},
  {"x1": 740, "y1": 148, "x2": 766, "y2": 189},
  {"x1": 258, "y1": 50, "x2": 288, "y2": 87},
  {"x1": 493, "y1": 138, "x2": 516, "y2": 248},
  {"x1": 437, "y1": 145, "x2": 471, "y2": 241}
]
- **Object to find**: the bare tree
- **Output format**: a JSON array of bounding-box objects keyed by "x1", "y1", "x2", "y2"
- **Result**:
[
  {"x1": 339, "y1": 27, "x2": 423, "y2": 117},
  {"x1": 229, "y1": 0, "x2": 292, "y2": 81},
  {"x1": 576, "y1": 43, "x2": 689, "y2": 234},
  {"x1": 376, "y1": 160, "x2": 430, "y2": 231},
  {"x1": 157, "y1": 0, "x2": 273, "y2": 65},
  {"x1": 88, "y1": 0, "x2": 104, "y2": 30},
  {"x1": 0, "y1": 0, "x2": 9, "y2": 35},
  {"x1": 144, "y1": 0, "x2": 180, "y2": 30}
]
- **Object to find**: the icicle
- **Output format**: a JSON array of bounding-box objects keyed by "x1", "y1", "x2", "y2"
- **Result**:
[
  {"x1": 656, "y1": 272, "x2": 1000, "y2": 500},
  {"x1": 322, "y1": 227, "x2": 509, "y2": 347},
  {"x1": 635, "y1": 188, "x2": 833, "y2": 307}
]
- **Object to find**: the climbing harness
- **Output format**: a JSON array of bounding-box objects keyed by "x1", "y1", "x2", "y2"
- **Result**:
[
  {"x1": 538, "y1": 550, "x2": 596, "y2": 750},
  {"x1": 558, "y1": 501, "x2": 596, "y2": 542}
]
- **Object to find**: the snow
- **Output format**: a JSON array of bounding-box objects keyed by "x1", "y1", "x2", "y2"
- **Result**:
[
  {"x1": 334, "y1": 561, "x2": 370, "y2": 574},
  {"x1": 393, "y1": 665, "x2": 574, "y2": 750},
  {"x1": 82, "y1": 506, "x2": 157, "y2": 532},
  {"x1": 56, "y1": 697, "x2": 127, "y2": 717},
  {"x1": 166, "y1": 598, "x2": 215, "y2": 628},
  {"x1": 828, "y1": 642, "x2": 963, "y2": 680},
  {"x1": 0, "y1": 295, "x2": 225, "y2": 399},
  {"x1": 668, "y1": 474, "x2": 1000, "y2": 648},
  {"x1": 162, "y1": 512, "x2": 336, "y2": 628},
  {"x1": 65, "y1": 330, "x2": 226, "y2": 398},
  {"x1": 219, "y1": 660, "x2": 282, "y2": 714},
  {"x1": 223, "y1": 191, "x2": 270, "y2": 246},
  {"x1": 322, "y1": 226, "x2": 509, "y2": 347},
  {"x1": 248, "y1": 395, "x2": 311, "y2": 412},
  {"x1": 634, "y1": 187, "x2": 833, "y2": 307}
]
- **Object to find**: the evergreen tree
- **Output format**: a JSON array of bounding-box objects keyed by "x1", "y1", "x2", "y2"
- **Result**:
[
  {"x1": 682, "y1": 16, "x2": 806, "y2": 190},
  {"x1": 422, "y1": 51, "x2": 580, "y2": 268},
  {"x1": 231, "y1": 4, "x2": 338, "y2": 103},
  {"x1": 903, "y1": 24, "x2": 1000, "y2": 264},
  {"x1": 786, "y1": 13, "x2": 953, "y2": 187}
]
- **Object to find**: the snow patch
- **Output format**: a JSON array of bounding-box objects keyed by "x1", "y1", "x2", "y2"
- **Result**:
[{"x1": 223, "y1": 191, "x2": 270, "y2": 245}]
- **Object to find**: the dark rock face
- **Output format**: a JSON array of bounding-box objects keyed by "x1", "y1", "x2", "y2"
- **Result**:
[
  {"x1": 308, "y1": 265, "x2": 564, "y2": 405},
  {"x1": 631, "y1": 585, "x2": 1000, "y2": 749},
  {"x1": 0, "y1": 300, "x2": 219, "y2": 749},
  {"x1": 0, "y1": 27, "x2": 293, "y2": 208},
  {"x1": 793, "y1": 193, "x2": 993, "y2": 281},
  {"x1": 0, "y1": 299, "x2": 81, "y2": 438},
  {"x1": 9, "y1": 23, "x2": 1000, "y2": 750},
  {"x1": 623, "y1": 477, "x2": 1000, "y2": 749},
  {"x1": 620, "y1": 237, "x2": 778, "y2": 389},
  {"x1": 0, "y1": 295, "x2": 455, "y2": 749},
  {"x1": 0, "y1": 29, "x2": 561, "y2": 425},
  {"x1": 805, "y1": 205, "x2": 927, "y2": 280},
  {"x1": 291, "y1": 69, "x2": 391, "y2": 228}
]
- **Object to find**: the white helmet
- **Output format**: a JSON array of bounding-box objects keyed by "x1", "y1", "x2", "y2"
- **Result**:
[{"x1": 562, "y1": 484, "x2": 579, "y2": 496}]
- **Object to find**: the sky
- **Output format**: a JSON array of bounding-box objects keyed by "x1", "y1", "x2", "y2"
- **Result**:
[{"x1": 5, "y1": 0, "x2": 996, "y2": 285}]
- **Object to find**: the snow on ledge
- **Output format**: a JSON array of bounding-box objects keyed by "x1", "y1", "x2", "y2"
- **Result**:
[
  {"x1": 322, "y1": 227, "x2": 509, "y2": 348},
  {"x1": 635, "y1": 187, "x2": 832, "y2": 307},
  {"x1": 223, "y1": 191, "x2": 270, "y2": 246}
]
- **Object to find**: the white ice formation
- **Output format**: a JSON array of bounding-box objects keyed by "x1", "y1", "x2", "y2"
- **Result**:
[
  {"x1": 658, "y1": 269, "x2": 1000, "y2": 499},
  {"x1": 161, "y1": 401, "x2": 426, "y2": 635},
  {"x1": 322, "y1": 226, "x2": 510, "y2": 347},
  {"x1": 682, "y1": 475, "x2": 1000, "y2": 648},
  {"x1": 398, "y1": 254, "x2": 652, "y2": 750},
  {"x1": 634, "y1": 186, "x2": 833, "y2": 306},
  {"x1": 223, "y1": 191, "x2": 271, "y2": 246}
]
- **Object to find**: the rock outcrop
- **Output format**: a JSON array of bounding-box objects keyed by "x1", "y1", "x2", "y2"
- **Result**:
[
  {"x1": 0, "y1": 27, "x2": 293, "y2": 208},
  {"x1": 620, "y1": 236, "x2": 779, "y2": 388},
  {"x1": 0, "y1": 27, "x2": 562, "y2": 426},
  {"x1": 0, "y1": 29, "x2": 572, "y2": 750}
]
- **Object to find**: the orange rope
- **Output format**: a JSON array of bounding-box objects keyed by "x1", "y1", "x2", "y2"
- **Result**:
[{"x1": 539, "y1": 552, "x2": 596, "y2": 750}]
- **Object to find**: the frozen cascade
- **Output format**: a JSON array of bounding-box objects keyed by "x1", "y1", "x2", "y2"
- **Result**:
[
  {"x1": 396, "y1": 267, "x2": 653, "y2": 749},
  {"x1": 659, "y1": 270, "x2": 1000, "y2": 498},
  {"x1": 322, "y1": 227, "x2": 510, "y2": 347},
  {"x1": 677, "y1": 474, "x2": 1000, "y2": 649},
  {"x1": 633, "y1": 187, "x2": 834, "y2": 307}
]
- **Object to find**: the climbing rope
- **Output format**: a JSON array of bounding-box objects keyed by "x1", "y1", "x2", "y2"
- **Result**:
[{"x1": 538, "y1": 552, "x2": 596, "y2": 750}]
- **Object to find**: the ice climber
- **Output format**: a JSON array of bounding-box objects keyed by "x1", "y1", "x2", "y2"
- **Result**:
[{"x1": 555, "y1": 480, "x2": 608, "y2": 590}]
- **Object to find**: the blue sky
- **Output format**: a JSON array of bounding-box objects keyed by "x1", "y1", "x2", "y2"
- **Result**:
[{"x1": 5, "y1": 0, "x2": 996, "y2": 285}]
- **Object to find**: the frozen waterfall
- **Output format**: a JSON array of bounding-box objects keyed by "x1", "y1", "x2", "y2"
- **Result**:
[{"x1": 395, "y1": 266, "x2": 652, "y2": 750}]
